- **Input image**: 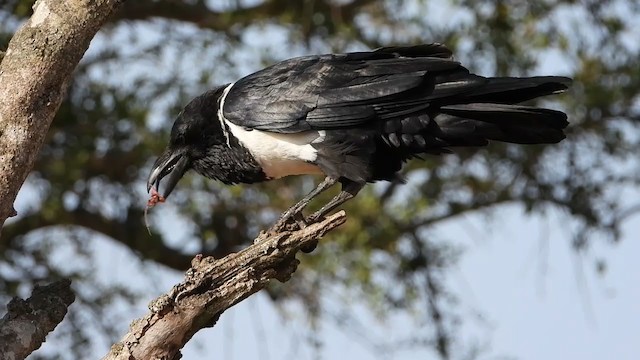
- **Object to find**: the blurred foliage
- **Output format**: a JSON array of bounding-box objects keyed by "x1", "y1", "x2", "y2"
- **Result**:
[{"x1": 1, "y1": 0, "x2": 640, "y2": 359}]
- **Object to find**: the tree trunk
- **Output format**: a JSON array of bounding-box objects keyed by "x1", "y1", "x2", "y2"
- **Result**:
[{"x1": 0, "y1": 0, "x2": 124, "y2": 230}]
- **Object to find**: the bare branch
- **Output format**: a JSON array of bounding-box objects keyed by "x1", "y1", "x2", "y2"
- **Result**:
[
  {"x1": 102, "y1": 211, "x2": 346, "y2": 360},
  {"x1": 0, "y1": 0, "x2": 124, "y2": 229},
  {"x1": 0, "y1": 279, "x2": 75, "y2": 360},
  {"x1": 113, "y1": 0, "x2": 377, "y2": 31}
]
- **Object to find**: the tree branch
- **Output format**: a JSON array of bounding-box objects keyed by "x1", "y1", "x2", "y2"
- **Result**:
[
  {"x1": 1, "y1": 208, "x2": 241, "y2": 270},
  {"x1": 0, "y1": 279, "x2": 75, "y2": 360},
  {"x1": 0, "y1": 0, "x2": 124, "y2": 230},
  {"x1": 102, "y1": 211, "x2": 346, "y2": 360},
  {"x1": 114, "y1": 0, "x2": 376, "y2": 31}
]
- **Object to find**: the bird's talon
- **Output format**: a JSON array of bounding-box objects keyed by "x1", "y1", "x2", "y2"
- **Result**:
[
  {"x1": 272, "y1": 209, "x2": 304, "y2": 232},
  {"x1": 305, "y1": 213, "x2": 323, "y2": 225},
  {"x1": 293, "y1": 212, "x2": 308, "y2": 229},
  {"x1": 277, "y1": 212, "x2": 293, "y2": 225}
]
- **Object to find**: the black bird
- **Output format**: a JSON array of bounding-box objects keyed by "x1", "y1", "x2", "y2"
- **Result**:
[{"x1": 147, "y1": 44, "x2": 570, "y2": 226}]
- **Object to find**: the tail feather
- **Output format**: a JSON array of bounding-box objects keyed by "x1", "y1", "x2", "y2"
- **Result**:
[
  {"x1": 429, "y1": 76, "x2": 571, "y2": 146},
  {"x1": 373, "y1": 61, "x2": 572, "y2": 154},
  {"x1": 463, "y1": 76, "x2": 572, "y2": 104},
  {"x1": 434, "y1": 103, "x2": 568, "y2": 145}
]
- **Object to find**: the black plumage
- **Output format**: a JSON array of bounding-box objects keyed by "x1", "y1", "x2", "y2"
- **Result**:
[{"x1": 147, "y1": 43, "x2": 571, "y2": 226}]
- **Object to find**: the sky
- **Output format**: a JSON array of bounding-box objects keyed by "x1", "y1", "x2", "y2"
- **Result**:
[
  {"x1": 443, "y1": 207, "x2": 640, "y2": 360},
  {"x1": 5, "y1": 0, "x2": 640, "y2": 359}
]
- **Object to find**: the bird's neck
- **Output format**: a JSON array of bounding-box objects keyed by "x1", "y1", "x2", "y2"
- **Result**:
[{"x1": 191, "y1": 144, "x2": 268, "y2": 185}]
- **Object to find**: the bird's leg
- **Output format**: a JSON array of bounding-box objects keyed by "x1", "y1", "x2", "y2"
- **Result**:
[
  {"x1": 296, "y1": 181, "x2": 363, "y2": 254},
  {"x1": 306, "y1": 180, "x2": 364, "y2": 224},
  {"x1": 275, "y1": 176, "x2": 337, "y2": 228}
]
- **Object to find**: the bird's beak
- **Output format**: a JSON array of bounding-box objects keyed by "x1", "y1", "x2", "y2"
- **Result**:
[{"x1": 147, "y1": 148, "x2": 190, "y2": 199}]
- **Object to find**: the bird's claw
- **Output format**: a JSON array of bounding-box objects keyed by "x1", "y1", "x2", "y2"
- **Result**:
[
  {"x1": 305, "y1": 212, "x2": 325, "y2": 225},
  {"x1": 272, "y1": 209, "x2": 325, "y2": 234},
  {"x1": 271, "y1": 209, "x2": 301, "y2": 233},
  {"x1": 293, "y1": 212, "x2": 309, "y2": 229}
]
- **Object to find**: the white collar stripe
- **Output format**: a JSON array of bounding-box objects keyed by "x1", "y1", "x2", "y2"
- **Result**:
[{"x1": 217, "y1": 83, "x2": 235, "y2": 148}]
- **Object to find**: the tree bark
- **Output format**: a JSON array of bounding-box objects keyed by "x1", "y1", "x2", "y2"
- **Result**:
[
  {"x1": 102, "y1": 211, "x2": 346, "y2": 360},
  {"x1": 0, "y1": 279, "x2": 75, "y2": 360},
  {"x1": 0, "y1": 0, "x2": 124, "y2": 231}
]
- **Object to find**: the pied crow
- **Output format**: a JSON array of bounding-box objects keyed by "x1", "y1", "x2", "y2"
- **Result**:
[{"x1": 147, "y1": 43, "x2": 571, "y2": 226}]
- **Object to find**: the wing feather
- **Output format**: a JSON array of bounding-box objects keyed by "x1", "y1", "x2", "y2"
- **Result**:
[{"x1": 222, "y1": 44, "x2": 463, "y2": 133}]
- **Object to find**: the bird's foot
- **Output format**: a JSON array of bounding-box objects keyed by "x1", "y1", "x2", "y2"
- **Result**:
[
  {"x1": 294, "y1": 213, "x2": 323, "y2": 253},
  {"x1": 271, "y1": 208, "x2": 303, "y2": 233},
  {"x1": 292, "y1": 213, "x2": 319, "y2": 253},
  {"x1": 270, "y1": 210, "x2": 325, "y2": 252},
  {"x1": 293, "y1": 212, "x2": 309, "y2": 229}
]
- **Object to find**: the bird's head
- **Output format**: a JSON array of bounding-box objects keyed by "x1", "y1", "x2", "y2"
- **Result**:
[{"x1": 146, "y1": 86, "x2": 228, "y2": 199}]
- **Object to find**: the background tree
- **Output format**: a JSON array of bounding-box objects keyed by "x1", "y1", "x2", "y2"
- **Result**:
[{"x1": 1, "y1": 0, "x2": 639, "y2": 359}]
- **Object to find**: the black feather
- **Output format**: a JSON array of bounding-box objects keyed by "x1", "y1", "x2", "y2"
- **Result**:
[{"x1": 157, "y1": 43, "x2": 571, "y2": 190}]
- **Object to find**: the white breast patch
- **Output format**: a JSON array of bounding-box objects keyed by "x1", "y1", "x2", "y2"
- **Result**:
[
  {"x1": 218, "y1": 83, "x2": 325, "y2": 179},
  {"x1": 225, "y1": 121, "x2": 325, "y2": 179}
]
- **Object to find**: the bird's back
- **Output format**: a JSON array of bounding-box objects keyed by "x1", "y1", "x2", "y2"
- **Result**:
[
  {"x1": 148, "y1": 44, "x2": 571, "y2": 220},
  {"x1": 219, "y1": 44, "x2": 570, "y2": 183}
]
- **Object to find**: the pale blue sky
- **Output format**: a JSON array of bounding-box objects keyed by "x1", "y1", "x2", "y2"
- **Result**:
[{"x1": 8, "y1": 0, "x2": 639, "y2": 359}]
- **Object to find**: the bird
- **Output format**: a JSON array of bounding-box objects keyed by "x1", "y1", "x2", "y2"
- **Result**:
[{"x1": 147, "y1": 43, "x2": 570, "y2": 227}]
